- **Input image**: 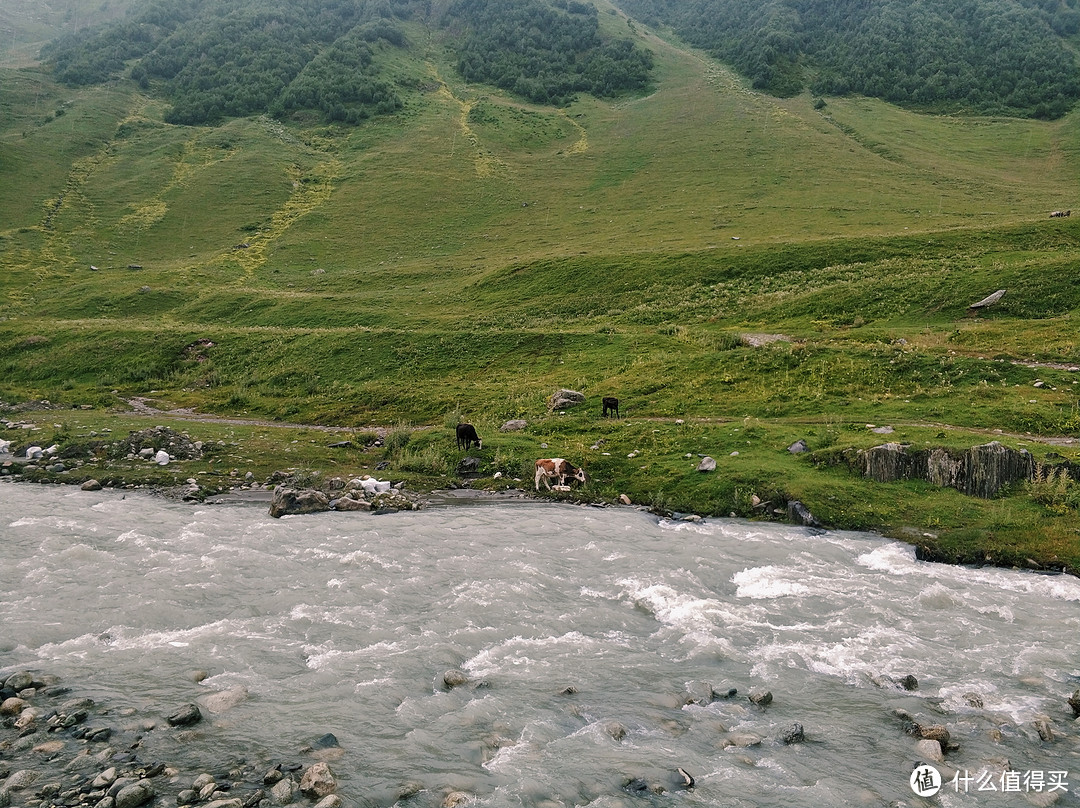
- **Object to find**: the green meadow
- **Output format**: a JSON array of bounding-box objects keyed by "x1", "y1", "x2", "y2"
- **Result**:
[{"x1": 3, "y1": 11, "x2": 1080, "y2": 572}]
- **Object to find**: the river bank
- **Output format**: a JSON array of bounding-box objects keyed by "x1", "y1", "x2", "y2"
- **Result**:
[{"x1": 2, "y1": 400, "x2": 1079, "y2": 577}]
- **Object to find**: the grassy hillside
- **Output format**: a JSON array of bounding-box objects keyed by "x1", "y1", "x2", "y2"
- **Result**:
[{"x1": 3, "y1": 2, "x2": 1080, "y2": 572}]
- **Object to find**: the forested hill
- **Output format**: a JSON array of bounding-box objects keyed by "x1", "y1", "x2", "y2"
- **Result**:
[
  {"x1": 616, "y1": 0, "x2": 1080, "y2": 119},
  {"x1": 39, "y1": 0, "x2": 653, "y2": 126}
]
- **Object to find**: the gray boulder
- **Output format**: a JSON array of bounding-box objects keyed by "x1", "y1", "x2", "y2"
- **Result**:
[
  {"x1": 548, "y1": 389, "x2": 585, "y2": 410},
  {"x1": 780, "y1": 723, "x2": 805, "y2": 744},
  {"x1": 787, "y1": 500, "x2": 821, "y2": 527},
  {"x1": 114, "y1": 781, "x2": 155, "y2": 808},
  {"x1": 500, "y1": 420, "x2": 528, "y2": 432},
  {"x1": 442, "y1": 670, "x2": 469, "y2": 689},
  {"x1": 968, "y1": 289, "x2": 1006, "y2": 310},
  {"x1": 915, "y1": 739, "x2": 944, "y2": 762},
  {"x1": 330, "y1": 496, "x2": 371, "y2": 512},
  {"x1": 4, "y1": 671, "x2": 33, "y2": 691},
  {"x1": 456, "y1": 457, "x2": 481, "y2": 475},
  {"x1": 299, "y1": 763, "x2": 336, "y2": 799},
  {"x1": 268, "y1": 488, "x2": 330, "y2": 519},
  {"x1": 166, "y1": 703, "x2": 202, "y2": 727},
  {"x1": 748, "y1": 689, "x2": 773, "y2": 707},
  {"x1": 787, "y1": 439, "x2": 808, "y2": 453},
  {"x1": 270, "y1": 779, "x2": 297, "y2": 806},
  {"x1": 697, "y1": 456, "x2": 716, "y2": 472}
]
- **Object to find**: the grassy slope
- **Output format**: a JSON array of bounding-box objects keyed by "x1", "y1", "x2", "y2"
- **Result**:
[{"x1": 2, "y1": 6, "x2": 1080, "y2": 571}]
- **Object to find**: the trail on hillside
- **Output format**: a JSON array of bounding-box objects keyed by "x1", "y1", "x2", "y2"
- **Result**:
[
  {"x1": 117, "y1": 397, "x2": 1076, "y2": 448},
  {"x1": 429, "y1": 63, "x2": 509, "y2": 179}
]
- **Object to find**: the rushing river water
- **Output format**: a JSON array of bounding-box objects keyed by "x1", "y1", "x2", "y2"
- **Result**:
[{"x1": 2, "y1": 482, "x2": 1080, "y2": 808}]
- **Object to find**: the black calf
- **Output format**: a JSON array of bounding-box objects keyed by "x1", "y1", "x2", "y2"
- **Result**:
[
  {"x1": 602, "y1": 397, "x2": 620, "y2": 418},
  {"x1": 456, "y1": 423, "x2": 482, "y2": 450}
]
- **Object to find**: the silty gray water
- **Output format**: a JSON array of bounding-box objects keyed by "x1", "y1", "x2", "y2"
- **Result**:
[{"x1": 2, "y1": 482, "x2": 1079, "y2": 807}]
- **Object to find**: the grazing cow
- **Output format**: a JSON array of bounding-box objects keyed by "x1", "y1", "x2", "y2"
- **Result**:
[
  {"x1": 1050, "y1": 210, "x2": 1072, "y2": 218},
  {"x1": 456, "y1": 423, "x2": 482, "y2": 451},
  {"x1": 602, "y1": 396, "x2": 620, "y2": 418},
  {"x1": 534, "y1": 458, "x2": 587, "y2": 491}
]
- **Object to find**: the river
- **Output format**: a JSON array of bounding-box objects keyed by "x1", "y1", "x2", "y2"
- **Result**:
[{"x1": 1, "y1": 482, "x2": 1078, "y2": 807}]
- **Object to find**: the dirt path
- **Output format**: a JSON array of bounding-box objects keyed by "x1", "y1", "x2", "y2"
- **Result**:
[
  {"x1": 120, "y1": 398, "x2": 1078, "y2": 449},
  {"x1": 124, "y1": 398, "x2": 383, "y2": 435}
]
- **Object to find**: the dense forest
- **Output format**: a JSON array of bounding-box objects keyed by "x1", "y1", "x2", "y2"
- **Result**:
[
  {"x1": 447, "y1": 0, "x2": 653, "y2": 105},
  {"x1": 41, "y1": 0, "x2": 416, "y2": 125},
  {"x1": 40, "y1": 0, "x2": 654, "y2": 125},
  {"x1": 615, "y1": 0, "x2": 1080, "y2": 118}
]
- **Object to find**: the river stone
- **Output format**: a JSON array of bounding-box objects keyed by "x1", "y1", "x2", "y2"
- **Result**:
[
  {"x1": 199, "y1": 685, "x2": 248, "y2": 714},
  {"x1": 31, "y1": 740, "x2": 64, "y2": 756},
  {"x1": 198, "y1": 783, "x2": 219, "y2": 800},
  {"x1": 920, "y1": 724, "x2": 950, "y2": 746},
  {"x1": 442, "y1": 792, "x2": 470, "y2": 808},
  {"x1": 92, "y1": 769, "x2": 118, "y2": 790},
  {"x1": 331, "y1": 496, "x2": 371, "y2": 512},
  {"x1": 192, "y1": 774, "x2": 215, "y2": 791},
  {"x1": 781, "y1": 723, "x2": 805, "y2": 744},
  {"x1": 270, "y1": 778, "x2": 297, "y2": 805},
  {"x1": 81, "y1": 479, "x2": 103, "y2": 491},
  {"x1": 4, "y1": 672, "x2": 33, "y2": 692},
  {"x1": 748, "y1": 689, "x2": 773, "y2": 707},
  {"x1": 313, "y1": 796, "x2": 342, "y2": 808},
  {"x1": 204, "y1": 800, "x2": 243, "y2": 808},
  {"x1": 605, "y1": 722, "x2": 628, "y2": 742},
  {"x1": 94, "y1": 797, "x2": 115, "y2": 808},
  {"x1": 1034, "y1": 718, "x2": 1055, "y2": 742},
  {"x1": 680, "y1": 681, "x2": 715, "y2": 706},
  {"x1": 723, "y1": 733, "x2": 762, "y2": 748},
  {"x1": 1069, "y1": 689, "x2": 1080, "y2": 716},
  {"x1": 268, "y1": 488, "x2": 330, "y2": 519},
  {"x1": 166, "y1": 703, "x2": 202, "y2": 726},
  {"x1": 0, "y1": 697, "x2": 26, "y2": 715},
  {"x1": 915, "y1": 739, "x2": 944, "y2": 762},
  {"x1": 4, "y1": 770, "x2": 41, "y2": 791},
  {"x1": 114, "y1": 781, "x2": 155, "y2": 808},
  {"x1": 442, "y1": 669, "x2": 469, "y2": 689},
  {"x1": 299, "y1": 762, "x2": 336, "y2": 799}
]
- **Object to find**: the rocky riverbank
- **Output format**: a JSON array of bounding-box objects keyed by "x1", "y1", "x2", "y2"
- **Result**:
[
  {"x1": 5, "y1": 666, "x2": 1080, "y2": 807},
  {"x1": 0, "y1": 669, "x2": 351, "y2": 808}
]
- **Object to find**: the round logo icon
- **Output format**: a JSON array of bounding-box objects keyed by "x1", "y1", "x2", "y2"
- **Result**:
[{"x1": 910, "y1": 764, "x2": 942, "y2": 797}]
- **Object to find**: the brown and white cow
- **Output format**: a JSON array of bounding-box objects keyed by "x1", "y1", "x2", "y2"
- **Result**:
[{"x1": 534, "y1": 458, "x2": 587, "y2": 491}]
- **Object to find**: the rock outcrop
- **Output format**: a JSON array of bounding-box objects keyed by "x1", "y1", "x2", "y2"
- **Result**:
[{"x1": 858, "y1": 441, "x2": 1034, "y2": 498}]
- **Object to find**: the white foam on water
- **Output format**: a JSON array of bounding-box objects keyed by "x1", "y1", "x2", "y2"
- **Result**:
[
  {"x1": 731, "y1": 565, "x2": 813, "y2": 599},
  {"x1": 856, "y1": 543, "x2": 920, "y2": 574},
  {"x1": 303, "y1": 640, "x2": 407, "y2": 671},
  {"x1": 464, "y1": 631, "x2": 598, "y2": 678}
]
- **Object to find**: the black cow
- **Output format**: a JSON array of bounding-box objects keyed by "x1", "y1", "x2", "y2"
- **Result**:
[
  {"x1": 602, "y1": 397, "x2": 620, "y2": 418},
  {"x1": 456, "y1": 423, "x2": 482, "y2": 450}
]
